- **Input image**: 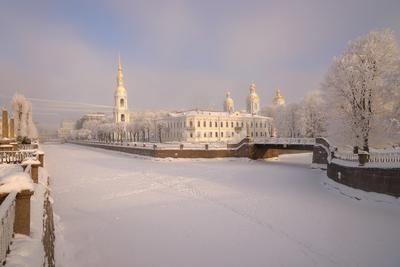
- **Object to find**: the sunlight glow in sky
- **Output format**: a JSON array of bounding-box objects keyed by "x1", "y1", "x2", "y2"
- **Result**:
[{"x1": 0, "y1": 0, "x2": 399, "y2": 128}]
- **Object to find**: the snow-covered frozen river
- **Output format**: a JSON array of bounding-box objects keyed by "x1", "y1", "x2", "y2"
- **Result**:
[{"x1": 44, "y1": 144, "x2": 400, "y2": 267}]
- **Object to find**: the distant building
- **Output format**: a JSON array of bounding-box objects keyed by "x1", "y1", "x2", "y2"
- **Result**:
[
  {"x1": 155, "y1": 81, "x2": 273, "y2": 143},
  {"x1": 76, "y1": 113, "x2": 108, "y2": 129},
  {"x1": 273, "y1": 88, "x2": 285, "y2": 106},
  {"x1": 57, "y1": 120, "x2": 75, "y2": 139},
  {"x1": 158, "y1": 110, "x2": 273, "y2": 143}
]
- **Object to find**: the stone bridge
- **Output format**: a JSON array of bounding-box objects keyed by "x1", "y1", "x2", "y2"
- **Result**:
[{"x1": 248, "y1": 137, "x2": 330, "y2": 165}]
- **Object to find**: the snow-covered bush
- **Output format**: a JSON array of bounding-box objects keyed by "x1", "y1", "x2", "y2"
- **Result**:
[{"x1": 12, "y1": 93, "x2": 38, "y2": 140}]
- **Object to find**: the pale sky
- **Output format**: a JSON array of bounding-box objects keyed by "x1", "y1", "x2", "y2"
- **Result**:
[{"x1": 1, "y1": 0, "x2": 399, "y2": 129}]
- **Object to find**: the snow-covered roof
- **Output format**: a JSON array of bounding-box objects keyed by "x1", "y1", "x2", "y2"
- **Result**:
[{"x1": 166, "y1": 109, "x2": 272, "y2": 120}]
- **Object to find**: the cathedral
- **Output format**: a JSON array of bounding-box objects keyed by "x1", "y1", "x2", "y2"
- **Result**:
[
  {"x1": 158, "y1": 81, "x2": 274, "y2": 143},
  {"x1": 110, "y1": 57, "x2": 283, "y2": 143}
]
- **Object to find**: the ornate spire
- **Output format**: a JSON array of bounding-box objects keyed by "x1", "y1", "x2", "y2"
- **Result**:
[
  {"x1": 250, "y1": 80, "x2": 256, "y2": 94},
  {"x1": 117, "y1": 54, "x2": 124, "y2": 87},
  {"x1": 273, "y1": 87, "x2": 285, "y2": 106},
  {"x1": 224, "y1": 91, "x2": 234, "y2": 113}
]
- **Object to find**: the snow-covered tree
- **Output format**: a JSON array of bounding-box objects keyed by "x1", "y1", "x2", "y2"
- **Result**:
[
  {"x1": 82, "y1": 120, "x2": 101, "y2": 140},
  {"x1": 273, "y1": 103, "x2": 304, "y2": 138},
  {"x1": 11, "y1": 93, "x2": 38, "y2": 140},
  {"x1": 301, "y1": 91, "x2": 326, "y2": 138},
  {"x1": 322, "y1": 29, "x2": 400, "y2": 151},
  {"x1": 114, "y1": 122, "x2": 126, "y2": 143},
  {"x1": 156, "y1": 121, "x2": 168, "y2": 143}
]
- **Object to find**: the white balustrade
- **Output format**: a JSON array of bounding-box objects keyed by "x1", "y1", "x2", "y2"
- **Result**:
[{"x1": 0, "y1": 191, "x2": 17, "y2": 265}]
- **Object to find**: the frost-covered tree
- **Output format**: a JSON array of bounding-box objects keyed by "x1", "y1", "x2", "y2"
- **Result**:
[
  {"x1": 301, "y1": 91, "x2": 326, "y2": 138},
  {"x1": 114, "y1": 123, "x2": 126, "y2": 143},
  {"x1": 156, "y1": 121, "x2": 168, "y2": 143},
  {"x1": 11, "y1": 93, "x2": 38, "y2": 140},
  {"x1": 322, "y1": 29, "x2": 400, "y2": 151},
  {"x1": 274, "y1": 103, "x2": 304, "y2": 138},
  {"x1": 82, "y1": 120, "x2": 101, "y2": 140}
]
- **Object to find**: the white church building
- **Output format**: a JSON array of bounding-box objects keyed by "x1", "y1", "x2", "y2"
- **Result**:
[
  {"x1": 157, "y1": 82, "x2": 274, "y2": 143},
  {"x1": 111, "y1": 57, "x2": 274, "y2": 143}
]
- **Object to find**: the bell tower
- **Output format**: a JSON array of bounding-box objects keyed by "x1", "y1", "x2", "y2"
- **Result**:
[
  {"x1": 246, "y1": 81, "x2": 260, "y2": 115},
  {"x1": 114, "y1": 55, "x2": 130, "y2": 123}
]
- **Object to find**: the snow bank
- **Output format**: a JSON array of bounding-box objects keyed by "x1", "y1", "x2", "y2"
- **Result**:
[
  {"x1": 21, "y1": 158, "x2": 41, "y2": 166},
  {"x1": 322, "y1": 174, "x2": 400, "y2": 206},
  {"x1": 0, "y1": 171, "x2": 33, "y2": 194},
  {"x1": 5, "y1": 167, "x2": 49, "y2": 267}
]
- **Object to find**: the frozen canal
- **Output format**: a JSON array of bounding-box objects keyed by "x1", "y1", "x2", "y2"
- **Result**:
[{"x1": 44, "y1": 144, "x2": 400, "y2": 267}]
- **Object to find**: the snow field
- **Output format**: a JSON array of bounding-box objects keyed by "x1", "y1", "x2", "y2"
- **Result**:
[{"x1": 44, "y1": 144, "x2": 400, "y2": 267}]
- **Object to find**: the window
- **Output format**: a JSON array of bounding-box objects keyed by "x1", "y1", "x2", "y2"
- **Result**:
[
  {"x1": 256, "y1": 132, "x2": 258, "y2": 137},
  {"x1": 121, "y1": 114, "x2": 125, "y2": 122},
  {"x1": 256, "y1": 122, "x2": 258, "y2": 128},
  {"x1": 232, "y1": 132, "x2": 234, "y2": 137},
  {"x1": 215, "y1": 132, "x2": 218, "y2": 137},
  {"x1": 209, "y1": 132, "x2": 212, "y2": 137},
  {"x1": 221, "y1": 132, "x2": 224, "y2": 137},
  {"x1": 236, "y1": 122, "x2": 239, "y2": 127},
  {"x1": 203, "y1": 121, "x2": 206, "y2": 127},
  {"x1": 209, "y1": 121, "x2": 212, "y2": 127},
  {"x1": 204, "y1": 132, "x2": 207, "y2": 138},
  {"x1": 226, "y1": 121, "x2": 228, "y2": 127},
  {"x1": 190, "y1": 133, "x2": 193, "y2": 138},
  {"x1": 241, "y1": 122, "x2": 244, "y2": 127},
  {"x1": 231, "y1": 122, "x2": 234, "y2": 128},
  {"x1": 251, "y1": 132, "x2": 253, "y2": 137},
  {"x1": 120, "y1": 98, "x2": 124, "y2": 107},
  {"x1": 221, "y1": 122, "x2": 223, "y2": 127},
  {"x1": 250, "y1": 122, "x2": 253, "y2": 127},
  {"x1": 215, "y1": 121, "x2": 218, "y2": 127},
  {"x1": 190, "y1": 121, "x2": 193, "y2": 127},
  {"x1": 198, "y1": 121, "x2": 200, "y2": 127}
]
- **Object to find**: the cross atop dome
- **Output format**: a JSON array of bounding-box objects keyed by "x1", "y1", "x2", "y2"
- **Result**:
[{"x1": 273, "y1": 87, "x2": 285, "y2": 106}]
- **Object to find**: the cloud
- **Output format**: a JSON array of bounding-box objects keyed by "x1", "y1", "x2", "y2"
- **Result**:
[{"x1": 1, "y1": 0, "x2": 399, "y2": 130}]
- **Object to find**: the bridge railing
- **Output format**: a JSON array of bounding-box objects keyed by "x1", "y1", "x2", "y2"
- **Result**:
[
  {"x1": 253, "y1": 137, "x2": 316, "y2": 145},
  {"x1": 334, "y1": 151, "x2": 358, "y2": 161},
  {"x1": 0, "y1": 191, "x2": 17, "y2": 265}
]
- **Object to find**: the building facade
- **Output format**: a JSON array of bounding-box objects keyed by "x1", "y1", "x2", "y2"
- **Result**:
[
  {"x1": 158, "y1": 110, "x2": 273, "y2": 143},
  {"x1": 57, "y1": 120, "x2": 75, "y2": 139}
]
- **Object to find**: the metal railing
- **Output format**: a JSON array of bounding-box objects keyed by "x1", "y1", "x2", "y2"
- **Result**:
[
  {"x1": 253, "y1": 137, "x2": 316, "y2": 145},
  {"x1": 0, "y1": 191, "x2": 17, "y2": 265}
]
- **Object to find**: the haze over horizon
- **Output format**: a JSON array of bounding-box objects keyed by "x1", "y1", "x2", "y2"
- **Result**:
[{"x1": 1, "y1": 0, "x2": 400, "y2": 130}]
